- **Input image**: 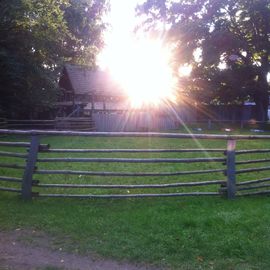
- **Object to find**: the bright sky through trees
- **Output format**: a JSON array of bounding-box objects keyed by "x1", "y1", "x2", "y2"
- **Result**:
[{"x1": 98, "y1": 0, "x2": 176, "y2": 107}]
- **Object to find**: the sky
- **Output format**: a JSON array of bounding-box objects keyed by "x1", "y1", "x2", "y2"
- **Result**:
[
  {"x1": 98, "y1": 0, "x2": 142, "y2": 69},
  {"x1": 98, "y1": 0, "x2": 270, "y2": 107},
  {"x1": 98, "y1": 0, "x2": 182, "y2": 107},
  {"x1": 97, "y1": 0, "x2": 177, "y2": 106}
]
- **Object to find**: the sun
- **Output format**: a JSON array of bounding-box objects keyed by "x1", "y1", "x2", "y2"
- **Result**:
[
  {"x1": 97, "y1": 0, "x2": 177, "y2": 107},
  {"x1": 100, "y1": 38, "x2": 176, "y2": 107}
]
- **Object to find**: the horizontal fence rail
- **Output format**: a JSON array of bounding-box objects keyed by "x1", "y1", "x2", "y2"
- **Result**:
[
  {"x1": 0, "y1": 163, "x2": 26, "y2": 169},
  {"x1": 0, "y1": 129, "x2": 269, "y2": 200},
  {"x1": 40, "y1": 148, "x2": 226, "y2": 153},
  {"x1": 1, "y1": 129, "x2": 270, "y2": 139},
  {"x1": 235, "y1": 158, "x2": 270, "y2": 165},
  {"x1": 0, "y1": 151, "x2": 28, "y2": 158},
  {"x1": 236, "y1": 177, "x2": 270, "y2": 186},
  {"x1": 34, "y1": 180, "x2": 226, "y2": 189},
  {"x1": 37, "y1": 157, "x2": 226, "y2": 163},
  {"x1": 36, "y1": 192, "x2": 221, "y2": 199},
  {"x1": 0, "y1": 176, "x2": 22, "y2": 183},
  {"x1": 238, "y1": 190, "x2": 270, "y2": 196},
  {"x1": 236, "y1": 149, "x2": 270, "y2": 154},
  {"x1": 235, "y1": 166, "x2": 270, "y2": 174},
  {"x1": 0, "y1": 141, "x2": 31, "y2": 147},
  {"x1": 35, "y1": 168, "x2": 225, "y2": 177},
  {"x1": 0, "y1": 118, "x2": 95, "y2": 131},
  {"x1": 0, "y1": 187, "x2": 22, "y2": 193},
  {"x1": 0, "y1": 141, "x2": 49, "y2": 150}
]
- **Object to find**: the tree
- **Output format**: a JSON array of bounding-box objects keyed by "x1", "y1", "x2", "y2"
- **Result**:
[
  {"x1": 0, "y1": 0, "x2": 108, "y2": 118},
  {"x1": 64, "y1": 0, "x2": 108, "y2": 65},
  {"x1": 137, "y1": 0, "x2": 270, "y2": 121}
]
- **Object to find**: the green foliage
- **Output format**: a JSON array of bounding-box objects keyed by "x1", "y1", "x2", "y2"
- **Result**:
[
  {"x1": 137, "y1": 0, "x2": 270, "y2": 120},
  {"x1": 64, "y1": 0, "x2": 108, "y2": 65},
  {"x1": 0, "y1": 0, "x2": 108, "y2": 118}
]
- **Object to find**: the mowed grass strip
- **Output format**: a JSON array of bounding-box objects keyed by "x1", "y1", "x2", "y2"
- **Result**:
[{"x1": 0, "y1": 132, "x2": 270, "y2": 269}]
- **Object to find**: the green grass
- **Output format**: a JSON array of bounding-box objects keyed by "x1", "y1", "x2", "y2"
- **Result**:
[{"x1": 0, "y1": 129, "x2": 270, "y2": 269}]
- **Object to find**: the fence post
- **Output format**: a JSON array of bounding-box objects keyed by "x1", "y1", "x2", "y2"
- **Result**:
[
  {"x1": 208, "y1": 119, "x2": 212, "y2": 129},
  {"x1": 226, "y1": 139, "x2": 236, "y2": 199},
  {"x1": 240, "y1": 120, "x2": 244, "y2": 129},
  {"x1": 22, "y1": 135, "x2": 39, "y2": 200}
]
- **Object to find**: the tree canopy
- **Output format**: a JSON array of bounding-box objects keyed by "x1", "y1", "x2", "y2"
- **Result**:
[
  {"x1": 0, "y1": 0, "x2": 108, "y2": 118},
  {"x1": 137, "y1": 0, "x2": 270, "y2": 121}
]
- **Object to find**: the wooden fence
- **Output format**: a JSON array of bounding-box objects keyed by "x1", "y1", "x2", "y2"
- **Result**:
[
  {"x1": 92, "y1": 112, "x2": 268, "y2": 131},
  {"x1": 0, "y1": 129, "x2": 270, "y2": 200},
  {"x1": 0, "y1": 118, "x2": 95, "y2": 131},
  {"x1": 92, "y1": 112, "x2": 177, "y2": 131},
  {"x1": 1, "y1": 117, "x2": 269, "y2": 132}
]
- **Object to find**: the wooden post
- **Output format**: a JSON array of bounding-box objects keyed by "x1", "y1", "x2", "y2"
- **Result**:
[
  {"x1": 208, "y1": 119, "x2": 212, "y2": 129},
  {"x1": 226, "y1": 140, "x2": 236, "y2": 199},
  {"x1": 240, "y1": 120, "x2": 244, "y2": 129},
  {"x1": 22, "y1": 135, "x2": 39, "y2": 200}
]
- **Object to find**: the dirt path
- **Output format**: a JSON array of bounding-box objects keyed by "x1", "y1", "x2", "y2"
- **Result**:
[{"x1": 0, "y1": 229, "x2": 161, "y2": 270}]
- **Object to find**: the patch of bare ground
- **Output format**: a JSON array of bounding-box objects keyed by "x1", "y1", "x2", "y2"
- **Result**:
[{"x1": 0, "y1": 229, "x2": 162, "y2": 270}]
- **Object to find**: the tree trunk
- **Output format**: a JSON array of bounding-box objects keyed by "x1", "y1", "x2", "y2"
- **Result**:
[{"x1": 254, "y1": 73, "x2": 269, "y2": 122}]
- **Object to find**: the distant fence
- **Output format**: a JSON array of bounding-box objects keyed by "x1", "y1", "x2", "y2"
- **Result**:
[
  {"x1": 0, "y1": 130, "x2": 270, "y2": 200},
  {"x1": 0, "y1": 118, "x2": 95, "y2": 131},
  {"x1": 0, "y1": 115, "x2": 185, "y2": 131},
  {"x1": 0, "y1": 118, "x2": 55, "y2": 129},
  {"x1": 1, "y1": 116, "x2": 268, "y2": 132},
  {"x1": 93, "y1": 112, "x2": 269, "y2": 131}
]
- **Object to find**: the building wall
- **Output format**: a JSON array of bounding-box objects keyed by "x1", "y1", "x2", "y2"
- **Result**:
[
  {"x1": 91, "y1": 104, "x2": 196, "y2": 131},
  {"x1": 92, "y1": 111, "x2": 179, "y2": 131},
  {"x1": 91, "y1": 105, "x2": 254, "y2": 132}
]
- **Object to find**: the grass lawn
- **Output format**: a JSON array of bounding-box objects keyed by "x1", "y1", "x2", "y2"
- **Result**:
[{"x1": 0, "y1": 128, "x2": 270, "y2": 269}]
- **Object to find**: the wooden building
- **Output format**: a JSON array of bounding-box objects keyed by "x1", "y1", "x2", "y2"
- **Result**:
[
  {"x1": 56, "y1": 64, "x2": 198, "y2": 131},
  {"x1": 57, "y1": 64, "x2": 128, "y2": 116}
]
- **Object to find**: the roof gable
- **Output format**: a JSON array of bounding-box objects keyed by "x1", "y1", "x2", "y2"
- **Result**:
[{"x1": 64, "y1": 64, "x2": 125, "y2": 97}]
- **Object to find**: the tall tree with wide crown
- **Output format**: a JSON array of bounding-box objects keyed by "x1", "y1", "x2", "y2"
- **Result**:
[
  {"x1": 0, "y1": 0, "x2": 108, "y2": 118},
  {"x1": 137, "y1": 0, "x2": 270, "y2": 121}
]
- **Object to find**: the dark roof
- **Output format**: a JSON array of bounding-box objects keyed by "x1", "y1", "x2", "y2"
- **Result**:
[{"x1": 64, "y1": 64, "x2": 125, "y2": 97}]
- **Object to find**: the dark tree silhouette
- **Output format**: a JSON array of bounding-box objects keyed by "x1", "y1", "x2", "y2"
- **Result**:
[{"x1": 138, "y1": 0, "x2": 270, "y2": 121}]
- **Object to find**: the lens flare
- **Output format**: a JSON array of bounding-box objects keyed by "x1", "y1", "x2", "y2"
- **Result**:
[{"x1": 100, "y1": 38, "x2": 176, "y2": 107}]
